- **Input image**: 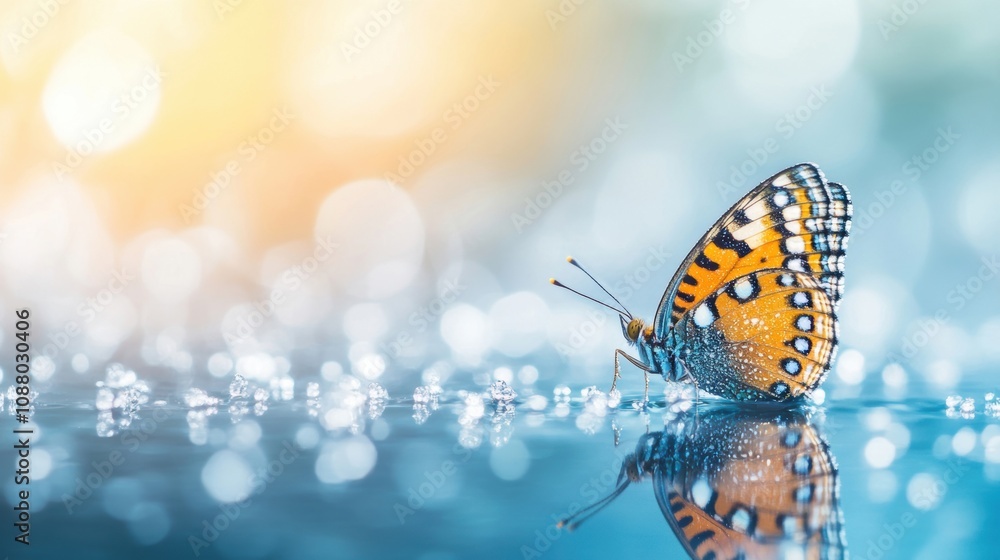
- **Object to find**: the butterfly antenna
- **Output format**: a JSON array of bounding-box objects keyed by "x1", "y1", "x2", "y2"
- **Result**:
[
  {"x1": 550, "y1": 279, "x2": 628, "y2": 317},
  {"x1": 566, "y1": 256, "x2": 633, "y2": 320},
  {"x1": 557, "y1": 479, "x2": 631, "y2": 531}
]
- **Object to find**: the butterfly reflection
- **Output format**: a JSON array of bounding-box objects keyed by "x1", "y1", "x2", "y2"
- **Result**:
[{"x1": 561, "y1": 408, "x2": 846, "y2": 560}]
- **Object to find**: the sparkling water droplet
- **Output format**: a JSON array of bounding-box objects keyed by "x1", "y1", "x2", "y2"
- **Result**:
[
  {"x1": 96, "y1": 410, "x2": 117, "y2": 437},
  {"x1": 96, "y1": 388, "x2": 114, "y2": 411},
  {"x1": 412, "y1": 403, "x2": 430, "y2": 425},
  {"x1": 132, "y1": 380, "x2": 151, "y2": 396},
  {"x1": 368, "y1": 382, "x2": 388, "y2": 401},
  {"x1": 581, "y1": 386, "x2": 608, "y2": 416},
  {"x1": 945, "y1": 395, "x2": 962, "y2": 409},
  {"x1": 253, "y1": 388, "x2": 269, "y2": 402},
  {"x1": 229, "y1": 374, "x2": 249, "y2": 399},
  {"x1": 960, "y1": 398, "x2": 975, "y2": 413},
  {"x1": 367, "y1": 382, "x2": 388, "y2": 419},
  {"x1": 119, "y1": 386, "x2": 145, "y2": 416},
  {"x1": 184, "y1": 388, "x2": 219, "y2": 408},
  {"x1": 229, "y1": 401, "x2": 248, "y2": 423},
  {"x1": 986, "y1": 392, "x2": 996, "y2": 402},
  {"x1": 413, "y1": 386, "x2": 432, "y2": 404},
  {"x1": 105, "y1": 363, "x2": 137, "y2": 389},
  {"x1": 607, "y1": 389, "x2": 621, "y2": 408},
  {"x1": 490, "y1": 380, "x2": 517, "y2": 404},
  {"x1": 459, "y1": 392, "x2": 485, "y2": 426},
  {"x1": 986, "y1": 400, "x2": 1000, "y2": 417},
  {"x1": 306, "y1": 382, "x2": 320, "y2": 399}
]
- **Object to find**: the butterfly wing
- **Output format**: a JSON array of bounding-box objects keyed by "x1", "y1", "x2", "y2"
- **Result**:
[
  {"x1": 654, "y1": 163, "x2": 851, "y2": 338},
  {"x1": 653, "y1": 411, "x2": 847, "y2": 560},
  {"x1": 676, "y1": 269, "x2": 838, "y2": 400}
]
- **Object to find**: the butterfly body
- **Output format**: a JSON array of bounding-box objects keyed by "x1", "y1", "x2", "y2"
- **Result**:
[{"x1": 586, "y1": 163, "x2": 852, "y2": 402}]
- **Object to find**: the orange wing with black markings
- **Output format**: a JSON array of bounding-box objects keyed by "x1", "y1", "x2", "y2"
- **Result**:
[
  {"x1": 677, "y1": 270, "x2": 838, "y2": 400},
  {"x1": 654, "y1": 163, "x2": 851, "y2": 337},
  {"x1": 653, "y1": 411, "x2": 846, "y2": 560}
]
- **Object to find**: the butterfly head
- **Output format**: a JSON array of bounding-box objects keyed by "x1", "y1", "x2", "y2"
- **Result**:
[
  {"x1": 621, "y1": 316, "x2": 645, "y2": 345},
  {"x1": 622, "y1": 451, "x2": 643, "y2": 482}
]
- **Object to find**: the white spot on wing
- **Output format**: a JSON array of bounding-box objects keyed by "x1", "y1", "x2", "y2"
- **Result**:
[
  {"x1": 693, "y1": 303, "x2": 715, "y2": 327},
  {"x1": 744, "y1": 200, "x2": 768, "y2": 220},
  {"x1": 797, "y1": 315, "x2": 813, "y2": 331},
  {"x1": 731, "y1": 508, "x2": 751, "y2": 532},
  {"x1": 734, "y1": 278, "x2": 753, "y2": 300},
  {"x1": 786, "y1": 236, "x2": 806, "y2": 254},
  {"x1": 782, "y1": 205, "x2": 802, "y2": 221},
  {"x1": 773, "y1": 191, "x2": 790, "y2": 207},
  {"x1": 733, "y1": 220, "x2": 766, "y2": 241},
  {"x1": 692, "y1": 477, "x2": 712, "y2": 508},
  {"x1": 784, "y1": 359, "x2": 800, "y2": 374}
]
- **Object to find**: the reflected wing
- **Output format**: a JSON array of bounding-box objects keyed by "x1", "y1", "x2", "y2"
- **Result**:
[
  {"x1": 654, "y1": 163, "x2": 851, "y2": 337},
  {"x1": 652, "y1": 412, "x2": 847, "y2": 560},
  {"x1": 677, "y1": 269, "x2": 838, "y2": 400}
]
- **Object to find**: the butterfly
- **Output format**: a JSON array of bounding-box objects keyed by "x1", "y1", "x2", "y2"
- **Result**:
[
  {"x1": 558, "y1": 407, "x2": 848, "y2": 560},
  {"x1": 552, "y1": 163, "x2": 851, "y2": 401}
]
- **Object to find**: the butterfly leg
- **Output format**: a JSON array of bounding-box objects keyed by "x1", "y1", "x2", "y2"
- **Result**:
[{"x1": 613, "y1": 349, "x2": 654, "y2": 403}]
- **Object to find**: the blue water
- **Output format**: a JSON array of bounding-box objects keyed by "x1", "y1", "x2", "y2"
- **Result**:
[{"x1": 4, "y1": 372, "x2": 999, "y2": 560}]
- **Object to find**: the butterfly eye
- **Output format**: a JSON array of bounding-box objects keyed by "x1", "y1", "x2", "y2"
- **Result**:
[{"x1": 624, "y1": 319, "x2": 643, "y2": 341}]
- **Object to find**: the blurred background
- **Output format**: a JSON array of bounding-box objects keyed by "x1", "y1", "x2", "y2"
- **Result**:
[
  {"x1": 1, "y1": 0, "x2": 998, "y2": 391},
  {"x1": 2, "y1": 1, "x2": 1000, "y2": 558}
]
